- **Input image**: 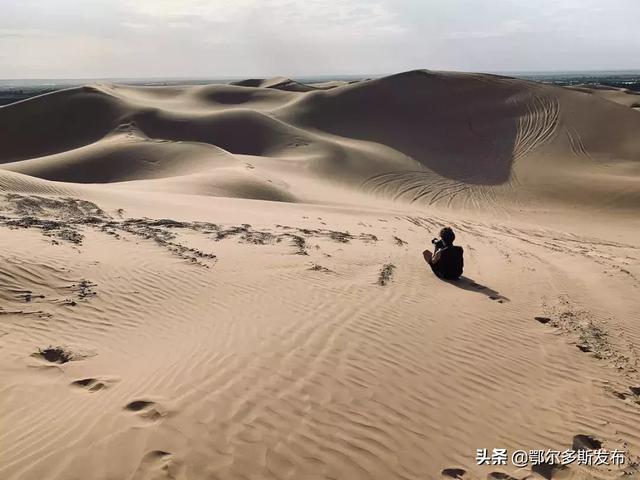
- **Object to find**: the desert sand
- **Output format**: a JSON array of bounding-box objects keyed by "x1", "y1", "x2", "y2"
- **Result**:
[{"x1": 0, "y1": 70, "x2": 639, "y2": 480}]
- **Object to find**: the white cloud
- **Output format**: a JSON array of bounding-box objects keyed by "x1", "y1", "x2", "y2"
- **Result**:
[
  {"x1": 125, "y1": 0, "x2": 256, "y2": 19},
  {"x1": 0, "y1": 0, "x2": 638, "y2": 77}
]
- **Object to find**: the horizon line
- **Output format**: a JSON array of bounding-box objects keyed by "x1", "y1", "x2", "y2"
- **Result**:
[{"x1": 1, "y1": 68, "x2": 640, "y2": 82}]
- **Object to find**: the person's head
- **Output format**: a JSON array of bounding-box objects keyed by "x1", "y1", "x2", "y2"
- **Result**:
[{"x1": 439, "y1": 227, "x2": 455, "y2": 246}]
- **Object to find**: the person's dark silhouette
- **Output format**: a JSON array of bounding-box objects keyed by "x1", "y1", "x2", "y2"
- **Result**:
[{"x1": 423, "y1": 227, "x2": 464, "y2": 280}]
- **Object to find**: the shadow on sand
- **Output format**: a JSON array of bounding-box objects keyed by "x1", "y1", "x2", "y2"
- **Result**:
[{"x1": 443, "y1": 276, "x2": 510, "y2": 303}]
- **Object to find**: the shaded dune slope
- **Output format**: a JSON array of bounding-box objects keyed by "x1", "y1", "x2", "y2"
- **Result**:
[
  {"x1": 279, "y1": 71, "x2": 640, "y2": 207},
  {"x1": 231, "y1": 76, "x2": 340, "y2": 92},
  {"x1": 2, "y1": 131, "x2": 238, "y2": 183},
  {"x1": 1, "y1": 70, "x2": 639, "y2": 209}
]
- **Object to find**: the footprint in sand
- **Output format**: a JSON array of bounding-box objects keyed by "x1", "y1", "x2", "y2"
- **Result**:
[
  {"x1": 534, "y1": 316, "x2": 552, "y2": 325},
  {"x1": 71, "y1": 376, "x2": 119, "y2": 392},
  {"x1": 531, "y1": 462, "x2": 568, "y2": 480},
  {"x1": 133, "y1": 450, "x2": 182, "y2": 478},
  {"x1": 35, "y1": 346, "x2": 75, "y2": 364},
  {"x1": 612, "y1": 390, "x2": 629, "y2": 400},
  {"x1": 144, "y1": 450, "x2": 172, "y2": 465},
  {"x1": 487, "y1": 473, "x2": 519, "y2": 480},
  {"x1": 571, "y1": 434, "x2": 602, "y2": 450},
  {"x1": 440, "y1": 468, "x2": 469, "y2": 479},
  {"x1": 33, "y1": 345, "x2": 94, "y2": 364},
  {"x1": 124, "y1": 399, "x2": 168, "y2": 422}
]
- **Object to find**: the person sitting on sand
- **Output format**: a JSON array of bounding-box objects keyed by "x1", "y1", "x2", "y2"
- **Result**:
[{"x1": 423, "y1": 227, "x2": 464, "y2": 280}]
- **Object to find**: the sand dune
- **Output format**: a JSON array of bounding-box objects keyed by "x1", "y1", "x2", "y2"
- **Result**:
[
  {"x1": 232, "y1": 76, "x2": 322, "y2": 92},
  {"x1": 2, "y1": 70, "x2": 639, "y2": 210},
  {"x1": 0, "y1": 71, "x2": 639, "y2": 480},
  {"x1": 566, "y1": 84, "x2": 640, "y2": 110},
  {"x1": 231, "y1": 76, "x2": 351, "y2": 92},
  {"x1": 2, "y1": 131, "x2": 239, "y2": 182}
]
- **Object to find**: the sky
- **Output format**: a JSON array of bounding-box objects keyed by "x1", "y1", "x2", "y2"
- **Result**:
[{"x1": 1, "y1": 0, "x2": 639, "y2": 79}]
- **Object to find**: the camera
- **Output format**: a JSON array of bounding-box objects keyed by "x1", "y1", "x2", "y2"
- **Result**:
[{"x1": 431, "y1": 238, "x2": 445, "y2": 249}]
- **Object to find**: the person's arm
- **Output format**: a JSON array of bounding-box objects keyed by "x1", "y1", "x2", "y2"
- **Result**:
[{"x1": 432, "y1": 249, "x2": 442, "y2": 264}]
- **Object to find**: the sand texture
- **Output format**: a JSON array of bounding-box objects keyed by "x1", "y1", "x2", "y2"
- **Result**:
[{"x1": 1, "y1": 70, "x2": 639, "y2": 480}]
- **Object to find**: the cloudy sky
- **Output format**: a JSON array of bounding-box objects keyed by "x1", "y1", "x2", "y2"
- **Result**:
[{"x1": 1, "y1": 0, "x2": 639, "y2": 78}]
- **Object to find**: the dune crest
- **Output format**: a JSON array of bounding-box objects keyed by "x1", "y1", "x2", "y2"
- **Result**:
[
  {"x1": 1, "y1": 70, "x2": 638, "y2": 211},
  {"x1": 0, "y1": 71, "x2": 640, "y2": 210}
]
